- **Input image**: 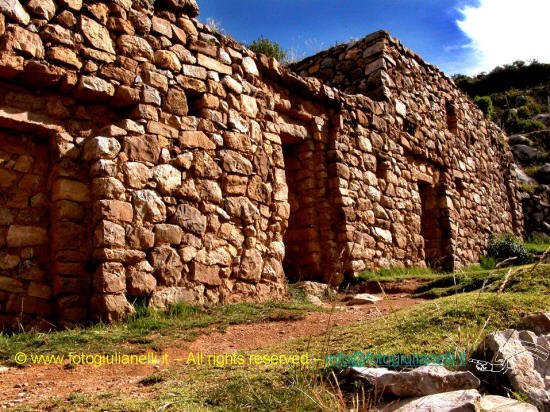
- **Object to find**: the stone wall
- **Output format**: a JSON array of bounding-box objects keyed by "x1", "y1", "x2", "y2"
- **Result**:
[
  {"x1": 292, "y1": 30, "x2": 524, "y2": 270},
  {"x1": 0, "y1": 1, "x2": 522, "y2": 329}
]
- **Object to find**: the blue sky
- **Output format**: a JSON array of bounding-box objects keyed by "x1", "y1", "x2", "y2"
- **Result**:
[{"x1": 197, "y1": 0, "x2": 550, "y2": 76}]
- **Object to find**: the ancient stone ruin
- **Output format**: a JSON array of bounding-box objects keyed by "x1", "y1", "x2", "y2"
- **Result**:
[{"x1": 0, "y1": 0, "x2": 523, "y2": 329}]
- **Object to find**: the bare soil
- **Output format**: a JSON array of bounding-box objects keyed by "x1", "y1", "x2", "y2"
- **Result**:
[{"x1": 0, "y1": 293, "x2": 423, "y2": 409}]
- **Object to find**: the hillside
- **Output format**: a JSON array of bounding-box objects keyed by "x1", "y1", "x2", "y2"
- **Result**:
[{"x1": 455, "y1": 61, "x2": 550, "y2": 238}]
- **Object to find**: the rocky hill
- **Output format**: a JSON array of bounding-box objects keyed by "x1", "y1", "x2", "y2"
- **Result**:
[{"x1": 455, "y1": 61, "x2": 550, "y2": 238}]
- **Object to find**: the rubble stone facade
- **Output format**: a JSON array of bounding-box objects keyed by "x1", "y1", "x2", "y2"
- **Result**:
[{"x1": 0, "y1": 0, "x2": 522, "y2": 329}]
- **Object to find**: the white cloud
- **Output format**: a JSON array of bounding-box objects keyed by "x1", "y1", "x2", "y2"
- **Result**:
[{"x1": 457, "y1": 0, "x2": 550, "y2": 75}]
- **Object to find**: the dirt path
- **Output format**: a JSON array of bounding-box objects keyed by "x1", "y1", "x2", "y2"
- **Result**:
[{"x1": 0, "y1": 294, "x2": 423, "y2": 409}]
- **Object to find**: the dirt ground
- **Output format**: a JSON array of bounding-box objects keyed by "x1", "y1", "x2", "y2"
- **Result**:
[{"x1": 0, "y1": 293, "x2": 423, "y2": 409}]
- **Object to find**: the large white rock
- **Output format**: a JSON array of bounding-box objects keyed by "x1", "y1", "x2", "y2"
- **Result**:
[
  {"x1": 132, "y1": 190, "x2": 166, "y2": 223},
  {"x1": 83, "y1": 136, "x2": 121, "y2": 160},
  {"x1": 152, "y1": 164, "x2": 182, "y2": 194},
  {"x1": 380, "y1": 389, "x2": 481, "y2": 412}
]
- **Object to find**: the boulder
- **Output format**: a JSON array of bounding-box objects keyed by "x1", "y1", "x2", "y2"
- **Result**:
[
  {"x1": 380, "y1": 389, "x2": 481, "y2": 412},
  {"x1": 512, "y1": 163, "x2": 536, "y2": 185},
  {"x1": 350, "y1": 365, "x2": 479, "y2": 397},
  {"x1": 511, "y1": 145, "x2": 543, "y2": 163},
  {"x1": 27, "y1": 0, "x2": 56, "y2": 20},
  {"x1": 472, "y1": 329, "x2": 549, "y2": 410},
  {"x1": 293, "y1": 281, "x2": 333, "y2": 297},
  {"x1": 534, "y1": 113, "x2": 550, "y2": 127},
  {"x1": 480, "y1": 395, "x2": 537, "y2": 412},
  {"x1": 83, "y1": 136, "x2": 121, "y2": 160},
  {"x1": 536, "y1": 163, "x2": 550, "y2": 185},
  {"x1": 507, "y1": 135, "x2": 532, "y2": 146},
  {"x1": 519, "y1": 312, "x2": 550, "y2": 335}
]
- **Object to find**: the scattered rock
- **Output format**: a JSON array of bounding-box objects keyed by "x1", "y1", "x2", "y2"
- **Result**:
[
  {"x1": 507, "y1": 135, "x2": 532, "y2": 146},
  {"x1": 472, "y1": 329, "x2": 549, "y2": 410},
  {"x1": 519, "y1": 312, "x2": 550, "y2": 335},
  {"x1": 480, "y1": 395, "x2": 538, "y2": 412},
  {"x1": 347, "y1": 293, "x2": 383, "y2": 305},
  {"x1": 380, "y1": 389, "x2": 481, "y2": 412},
  {"x1": 536, "y1": 163, "x2": 550, "y2": 185},
  {"x1": 350, "y1": 365, "x2": 480, "y2": 397},
  {"x1": 511, "y1": 145, "x2": 543, "y2": 163},
  {"x1": 293, "y1": 281, "x2": 333, "y2": 297}
]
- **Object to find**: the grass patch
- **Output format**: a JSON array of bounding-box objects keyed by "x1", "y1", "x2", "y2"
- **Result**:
[
  {"x1": 0, "y1": 299, "x2": 322, "y2": 364},
  {"x1": 414, "y1": 264, "x2": 550, "y2": 298},
  {"x1": 355, "y1": 266, "x2": 441, "y2": 283},
  {"x1": 12, "y1": 281, "x2": 550, "y2": 411}
]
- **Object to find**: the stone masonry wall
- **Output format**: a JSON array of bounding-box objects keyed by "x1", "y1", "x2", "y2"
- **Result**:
[
  {"x1": 0, "y1": 1, "x2": 522, "y2": 329},
  {"x1": 292, "y1": 31, "x2": 524, "y2": 270}
]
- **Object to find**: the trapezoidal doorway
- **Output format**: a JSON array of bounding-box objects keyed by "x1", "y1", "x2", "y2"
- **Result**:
[
  {"x1": 281, "y1": 140, "x2": 338, "y2": 284},
  {"x1": 418, "y1": 183, "x2": 454, "y2": 271}
]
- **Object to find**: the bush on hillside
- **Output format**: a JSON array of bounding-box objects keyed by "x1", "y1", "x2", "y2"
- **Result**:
[
  {"x1": 487, "y1": 233, "x2": 531, "y2": 265},
  {"x1": 474, "y1": 96, "x2": 494, "y2": 119},
  {"x1": 248, "y1": 36, "x2": 288, "y2": 62},
  {"x1": 504, "y1": 113, "x2": 546, "y2": 134}
]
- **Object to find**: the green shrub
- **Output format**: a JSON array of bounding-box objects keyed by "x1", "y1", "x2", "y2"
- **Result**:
[
  {"x1": 487, "y1": 233, "x2": 531, "y2": 265},
  {"x1": 248, "y1": 36, "x2": 288, "y2": 62},
  {"x1": 474, "y1": 96, "x2": 494, "y2": 119},
  {"x1": 505, "y1": 112, "x2": 546, "y2": 134},
  {"x1": 479, "y1": 255, "x2": 497, "y2": 269}
]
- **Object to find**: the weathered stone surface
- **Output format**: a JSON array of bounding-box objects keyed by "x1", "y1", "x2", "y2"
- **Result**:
[
  {"x1": 154, "y1": 50, "x2": 181, "y2": 72},
  {"x1": 164, "y1": 88, "x2": 188, "y2": 116},
  {"x1": 293, "y1": 281, "x2": 334, "y2": 297},
  {"x1": 236, "y1": 249, "x2": 262, "y2": 282},
  {"x1": 81, "y1": 15, "x2": 115, "y2": 54},
  {"x1": 180, "y1": 131, "x2": 214, "y2": 149},
  {"x1": 480, "y1": 395, "x2": 538, "y2": 412},
  {"x1": 90, "y1": 294, "x2": 135, "y2": 322},
  {"x1": 380, "y1": 389, "x2": 481, "y2": 412},
  {"x1": 350, "y1": 365, "x2": 480, "y2": 397},
  {"x1": 0, "y1": 253, "x2": 19, "y2": 270},
  {"x1": 6, "y1": 26, "x2": 44, "y2": 58},
  {"x1": 154, "y1": 224, "x2": 182, "y2": 245},
  {"x1": 163, "y1": 0, "x2": 199, "y2": 17},
  {"x1": 83, "y1": 136, "x2": 121, "y2": 160},
  {"x1": 6, "y1": 226, "x2": 47, "y2": 247},
  {"x1": 94, "y1": 221, "x2": 125, "y2": 248},
  {"x1": 191, "y1": 262, "x2": 221, "y2": 286},
  {"x1": 123, "y1": 162, "x2": 151, "y2": 188},
  {"x1": 148, "y1": 287, "x2": 197, "y2": 310},
  {"x1": 93, "y1": 200, "x2": 133, "y2": 223},
  {"x1": 27, "y1": 0, "x2": 56, "y2": 20},
  {"x1": 46, "y1": 47, "x2": 82, "y2": 69},
  {"x1": 473, "y1": 330, "x2": 550, "y2": 410},
  {"x1": 170, "y1": 204, "x2": 206, "y2": 235},
  {"x1": 122, "y1": 135, "x2": 160, "y2": 163},
  {"x1": 347, "y1": 293, "x2": 383, "y2": 305},
  {"x1": 152, "y1": 164, "x2": 182, "y2": 194},
  {"x1": 519, "y1": 312, "x2": 550, "y2": 335},
  {"x1": 117, "y1": 35, "x2": 154, "y2": 61},
  {"x1": 126, "y1": 261, "x2": 157, "y2": 296},
  {"x1": 93, "y1": 262, "x2": 126, "y2": 293},
  {"x1": 0, "y1": 0, "x2": 30, "y2": 24},
  {"x1": 52, "y1": 179, "x2": 91, "y2": 202},
  {"x1": 149, "y1": 246, "x2": 183, "y2": 286},
  {"x1": 74, "y1": 76, "x2": 115, "y2": 101},
  {"x1": 132, "y1": 190, "x2": 166, "y2": 223}
]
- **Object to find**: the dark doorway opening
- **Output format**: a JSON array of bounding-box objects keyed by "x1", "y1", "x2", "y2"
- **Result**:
[
  {"x1": 418, "y1": 183, "x2": 453, "y2": 270},
  {"x1": 281, "y1": 140, "x2": 337, "y2": 283}
]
